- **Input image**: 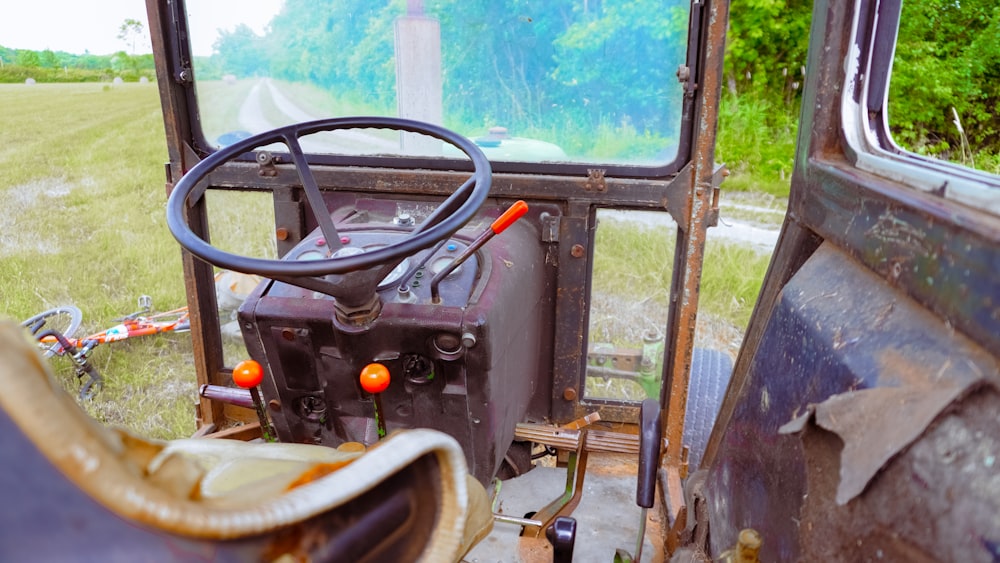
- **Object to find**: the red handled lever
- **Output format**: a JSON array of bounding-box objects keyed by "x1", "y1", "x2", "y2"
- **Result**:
[
  {"x1": 233, "y1": 359, "x2": 276, "y2": 441},
  {"x1": 360, "y1": 363, "x2": 390, "y2": 440},
  {"x1": 490, "y1": 199, "x2": 529, "y2": 234},
  {"x1": 430, "y1": 200, "x2": 529, "y2": 303}
]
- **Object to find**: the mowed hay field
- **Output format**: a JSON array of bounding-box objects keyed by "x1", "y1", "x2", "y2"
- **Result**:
[{"x1": 0, "y1": 83, "x2": 196, "y2": 438}]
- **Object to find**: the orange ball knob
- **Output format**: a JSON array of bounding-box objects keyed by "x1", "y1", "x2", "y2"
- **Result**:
[
  {"x1": 360, "y1": 363, "x2": 391, "y2": 394},
  {"x1": 233, "y1": 359, "x2": 264, "y2": 389}
]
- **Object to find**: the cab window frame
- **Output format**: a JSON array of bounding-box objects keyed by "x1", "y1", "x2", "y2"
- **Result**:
[
  {"x1": 841, "y1": 0, "x2": 1000, "y2": 215},
  {"x1": 168, "y1": 0, "x2": 706, "y2": 182}
]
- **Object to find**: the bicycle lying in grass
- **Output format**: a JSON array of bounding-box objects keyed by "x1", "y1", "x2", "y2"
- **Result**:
[{"x1": 20, "y1": 296, "x2": 190, "y2": 399}]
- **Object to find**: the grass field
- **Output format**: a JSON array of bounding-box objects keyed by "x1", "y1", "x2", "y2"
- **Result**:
[
  {"x1": 1, "y1": 82, "x2": 774, "y2": 439},
  {"x1": 0, "y1": 82, "x2": 196, "y2": 438}
]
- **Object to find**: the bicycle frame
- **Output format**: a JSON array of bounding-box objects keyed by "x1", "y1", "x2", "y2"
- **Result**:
[
  {"x1": 26, "y1": 300, "x2": 190, "y2": 399},
  {"x1": 48, "y1": 308, "x2": 191, "y2": 350}
]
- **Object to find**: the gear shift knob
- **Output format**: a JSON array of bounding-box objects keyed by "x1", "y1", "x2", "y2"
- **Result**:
[
  {"x1": 233, "y1": 359, "x2": 275, "y2": 441},
  {"x1": 360, "y1": 363, "x2": 391, "y2": 439}
]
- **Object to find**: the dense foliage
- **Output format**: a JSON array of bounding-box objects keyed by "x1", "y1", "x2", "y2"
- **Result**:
[
  {"x1": 889, "y1": 0, "x2": 999, "y2": 160},
  {"x1": 205, "y1": 0, "x2": 691, "y2": 146},
  {"x1": 4, "y1": 1, "x2": 996, "y2": 175},
  {"x1": 721, "y1": 0, "x2": 999, "y2": 169},
  {"x1": 0, "y1": 45, "x2": 154, "y2": 83}
]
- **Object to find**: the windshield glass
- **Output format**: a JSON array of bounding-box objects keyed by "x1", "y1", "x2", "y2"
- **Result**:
[{"x1": 186, "y1": 0, "x2": 691, "y2": 168}]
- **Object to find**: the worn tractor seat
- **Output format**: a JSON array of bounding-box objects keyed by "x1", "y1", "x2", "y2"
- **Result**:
[{"x1": 0, "y1": 320, "x2": 492, "y2": 561}]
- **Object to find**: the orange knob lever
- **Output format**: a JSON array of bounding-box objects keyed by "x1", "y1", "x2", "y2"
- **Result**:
[
  {"x1": 360, "y1": 363, "x2": 390, "y2": 440},
  {"x1": 490, "y1": 200, "x2": 529, "y2": 234},
  {"x1": 232, "y1": 359, "x2": 275, "y2": 441},
  {"x1": 431, "y1": 201, "x2": 529, "y2": 304},
  {"x1": 360, "y1": 363, "x2": 391, "y2": 394},
  {"x1": 233, "y1": 359, "x2": 264, "y2": 388}
]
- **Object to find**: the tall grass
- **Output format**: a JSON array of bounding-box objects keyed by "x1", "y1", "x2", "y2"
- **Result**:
[
  {"x1": 590, "y1": 213, "x2": 770, "y2": 349},
  {"x1": 587, "y1": 213, "x2": 770, "y2": 400}
]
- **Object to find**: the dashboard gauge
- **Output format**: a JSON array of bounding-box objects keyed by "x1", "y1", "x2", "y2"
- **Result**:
[
  {"x1": 331, "y1": 246, "x2": 365, "y2": 258},
  {"x1": 430, "y1": 256, "x2": 461, "y2": 278},
  {"x1": 360, "y1": 243, "x2": 409, "y2": 289},
  {"x1": 378, "y1": 258, "x2": 411, "y2": 289},
  {"x1": 297, "y1": 249, "x2": 326, "y2": 261}
]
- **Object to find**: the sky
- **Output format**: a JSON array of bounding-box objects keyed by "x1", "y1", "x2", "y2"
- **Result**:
[{"x1": 0, "y1": 0, "x2": 281, "y2": 57}]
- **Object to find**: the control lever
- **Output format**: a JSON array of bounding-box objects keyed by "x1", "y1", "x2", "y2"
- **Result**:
[
  {"x1": 429, "y1": 200, "x2": 529, "y2": 303},
  {"x1": 636, "y1": 398, "x2": 662, "y2": 560},
  {"x1": 616, "y1": 398, "x2": 662, "y2": 562},
  {"x1": 546, "y1": 516, "x2": 577, "y2": 563},
  {"x1": 360, "y1": 363, "x2": 391, "y2": 439},
  {"x1": 233, "y1": 359, "x2": 275, "y2": 441},
  {"x1": 199, "y1": 384, "x2": 254, "y2": 408}
]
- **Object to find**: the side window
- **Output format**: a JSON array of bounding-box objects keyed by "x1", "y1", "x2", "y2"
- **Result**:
[
  {"x1": 887, "y1": 0, "x2": 999, "y2": 176},
  {"x1": 585, "y1": 210, "x2": 677, "y2": 402}
]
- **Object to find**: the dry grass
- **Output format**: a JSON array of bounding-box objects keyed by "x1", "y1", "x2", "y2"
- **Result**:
[{"x1": 586, "y1": 211, "x2": 772, "y2": 400}]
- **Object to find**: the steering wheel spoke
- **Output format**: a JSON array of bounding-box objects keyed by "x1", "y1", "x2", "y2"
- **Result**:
[{"x1": 283, "y1": 132, "x2": 344, "y2": 253}]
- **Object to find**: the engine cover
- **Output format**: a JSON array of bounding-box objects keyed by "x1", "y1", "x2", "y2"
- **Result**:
[{"x1": 238, "y1": 201, "x2": 551, "y2": 484}]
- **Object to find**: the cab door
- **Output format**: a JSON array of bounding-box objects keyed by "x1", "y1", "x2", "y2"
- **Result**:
[{"x1": 697, "y1": 0, "x2": 1000, "y2": 560}]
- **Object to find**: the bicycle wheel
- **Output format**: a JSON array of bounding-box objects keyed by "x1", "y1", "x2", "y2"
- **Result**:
[
  {"x1": 79, "y1": 371, "x2": 103, "y2": 400},
  {"x1": 21, "y1": 306, "x2": 84, "y2": 357}
]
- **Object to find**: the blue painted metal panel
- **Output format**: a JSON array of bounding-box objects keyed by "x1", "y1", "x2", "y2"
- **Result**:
[{"x1": 704, "y1": 242, "x2": 998, "y2": 561}]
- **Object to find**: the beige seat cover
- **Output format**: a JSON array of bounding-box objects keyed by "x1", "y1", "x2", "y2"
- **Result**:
[{"x1": 0, "y1": 320, "x2": 492, "y2": 560}]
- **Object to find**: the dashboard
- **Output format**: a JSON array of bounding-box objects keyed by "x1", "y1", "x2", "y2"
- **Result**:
[{"x1": 237, "y1": 200, "x2": 554, "y2": 484}]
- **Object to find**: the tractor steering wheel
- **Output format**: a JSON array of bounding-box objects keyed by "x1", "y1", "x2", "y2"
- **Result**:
[{"x1": 166, "y1": 117, "x2": 492, "y2": 314}]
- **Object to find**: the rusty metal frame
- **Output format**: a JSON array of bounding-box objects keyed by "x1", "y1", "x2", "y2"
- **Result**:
[
  {"x1": 521, "y1": 432, "x2": 590, "y2": 538},
  {"x1": 147, "y1": 0, "x2": 228, "y2": 431},
  {"x1": 656, "y1": 0, "x2": 730, "y2": 540},
  {"x1": 144, "y1": 0, "x2": 731, "y2": 476},
  {"x1": 691, "y1": 0, "x2": 1000, "y2": 559}
]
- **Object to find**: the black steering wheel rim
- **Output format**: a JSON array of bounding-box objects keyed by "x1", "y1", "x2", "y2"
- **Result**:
[{"x1": 166, "y1": 116, "x2": 492, "y2": 279}]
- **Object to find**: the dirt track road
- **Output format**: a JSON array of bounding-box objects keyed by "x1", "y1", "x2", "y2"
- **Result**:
[{"x1": 238, "y1": 79, "x2": 398, "y2": 154}]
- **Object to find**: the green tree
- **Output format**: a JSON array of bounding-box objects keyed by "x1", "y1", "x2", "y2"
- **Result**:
[
  {"x1": 723, "y1": 0, "x2": 813, "y2": 96},
  {"x1": 213, "y1": 24, "x2": 267, "y2": 77},
  {"x1": 889, "y1": 0, "x2": 1000, "y2": 154},
  {"x1": 40, "y1": 49, "x2": 58, "y2": 68},
  {"x1": 550, "y1": 0, "x2": 689, "y2": 132},
  {"x1": 16, "y1": 50, "x2": 40, "y2": 67},
  {"x1": 118, "y1": 18, "x2": 146, "y2": 55},
  {"x1": 430, "y1": 0, "x2": 571, "y2": 129}
]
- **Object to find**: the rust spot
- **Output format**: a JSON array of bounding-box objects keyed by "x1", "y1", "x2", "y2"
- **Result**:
[
  {"x1": 275, "y1": 227, "x2": 289, "y2": 241},
  {"x1": 563, "y1": 387, "x2": 578, "y2": 401},
  {"x1": 518, "y1": 536, "x2": 553, "y2": 561},
  {"x1": 282, "y1": 328, "x2": 295, "y2": 341},
  {"x1": 875, "y1": 348, "x2": 939, "y2": 388},
  {"x1": 570, "y1": 244, "x2": 585, "y2": 258}
]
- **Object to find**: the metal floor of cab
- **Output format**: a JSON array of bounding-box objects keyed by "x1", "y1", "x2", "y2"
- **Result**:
[{"x1": 466, "y1": 452, "x2": 663, "y2": 563}]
